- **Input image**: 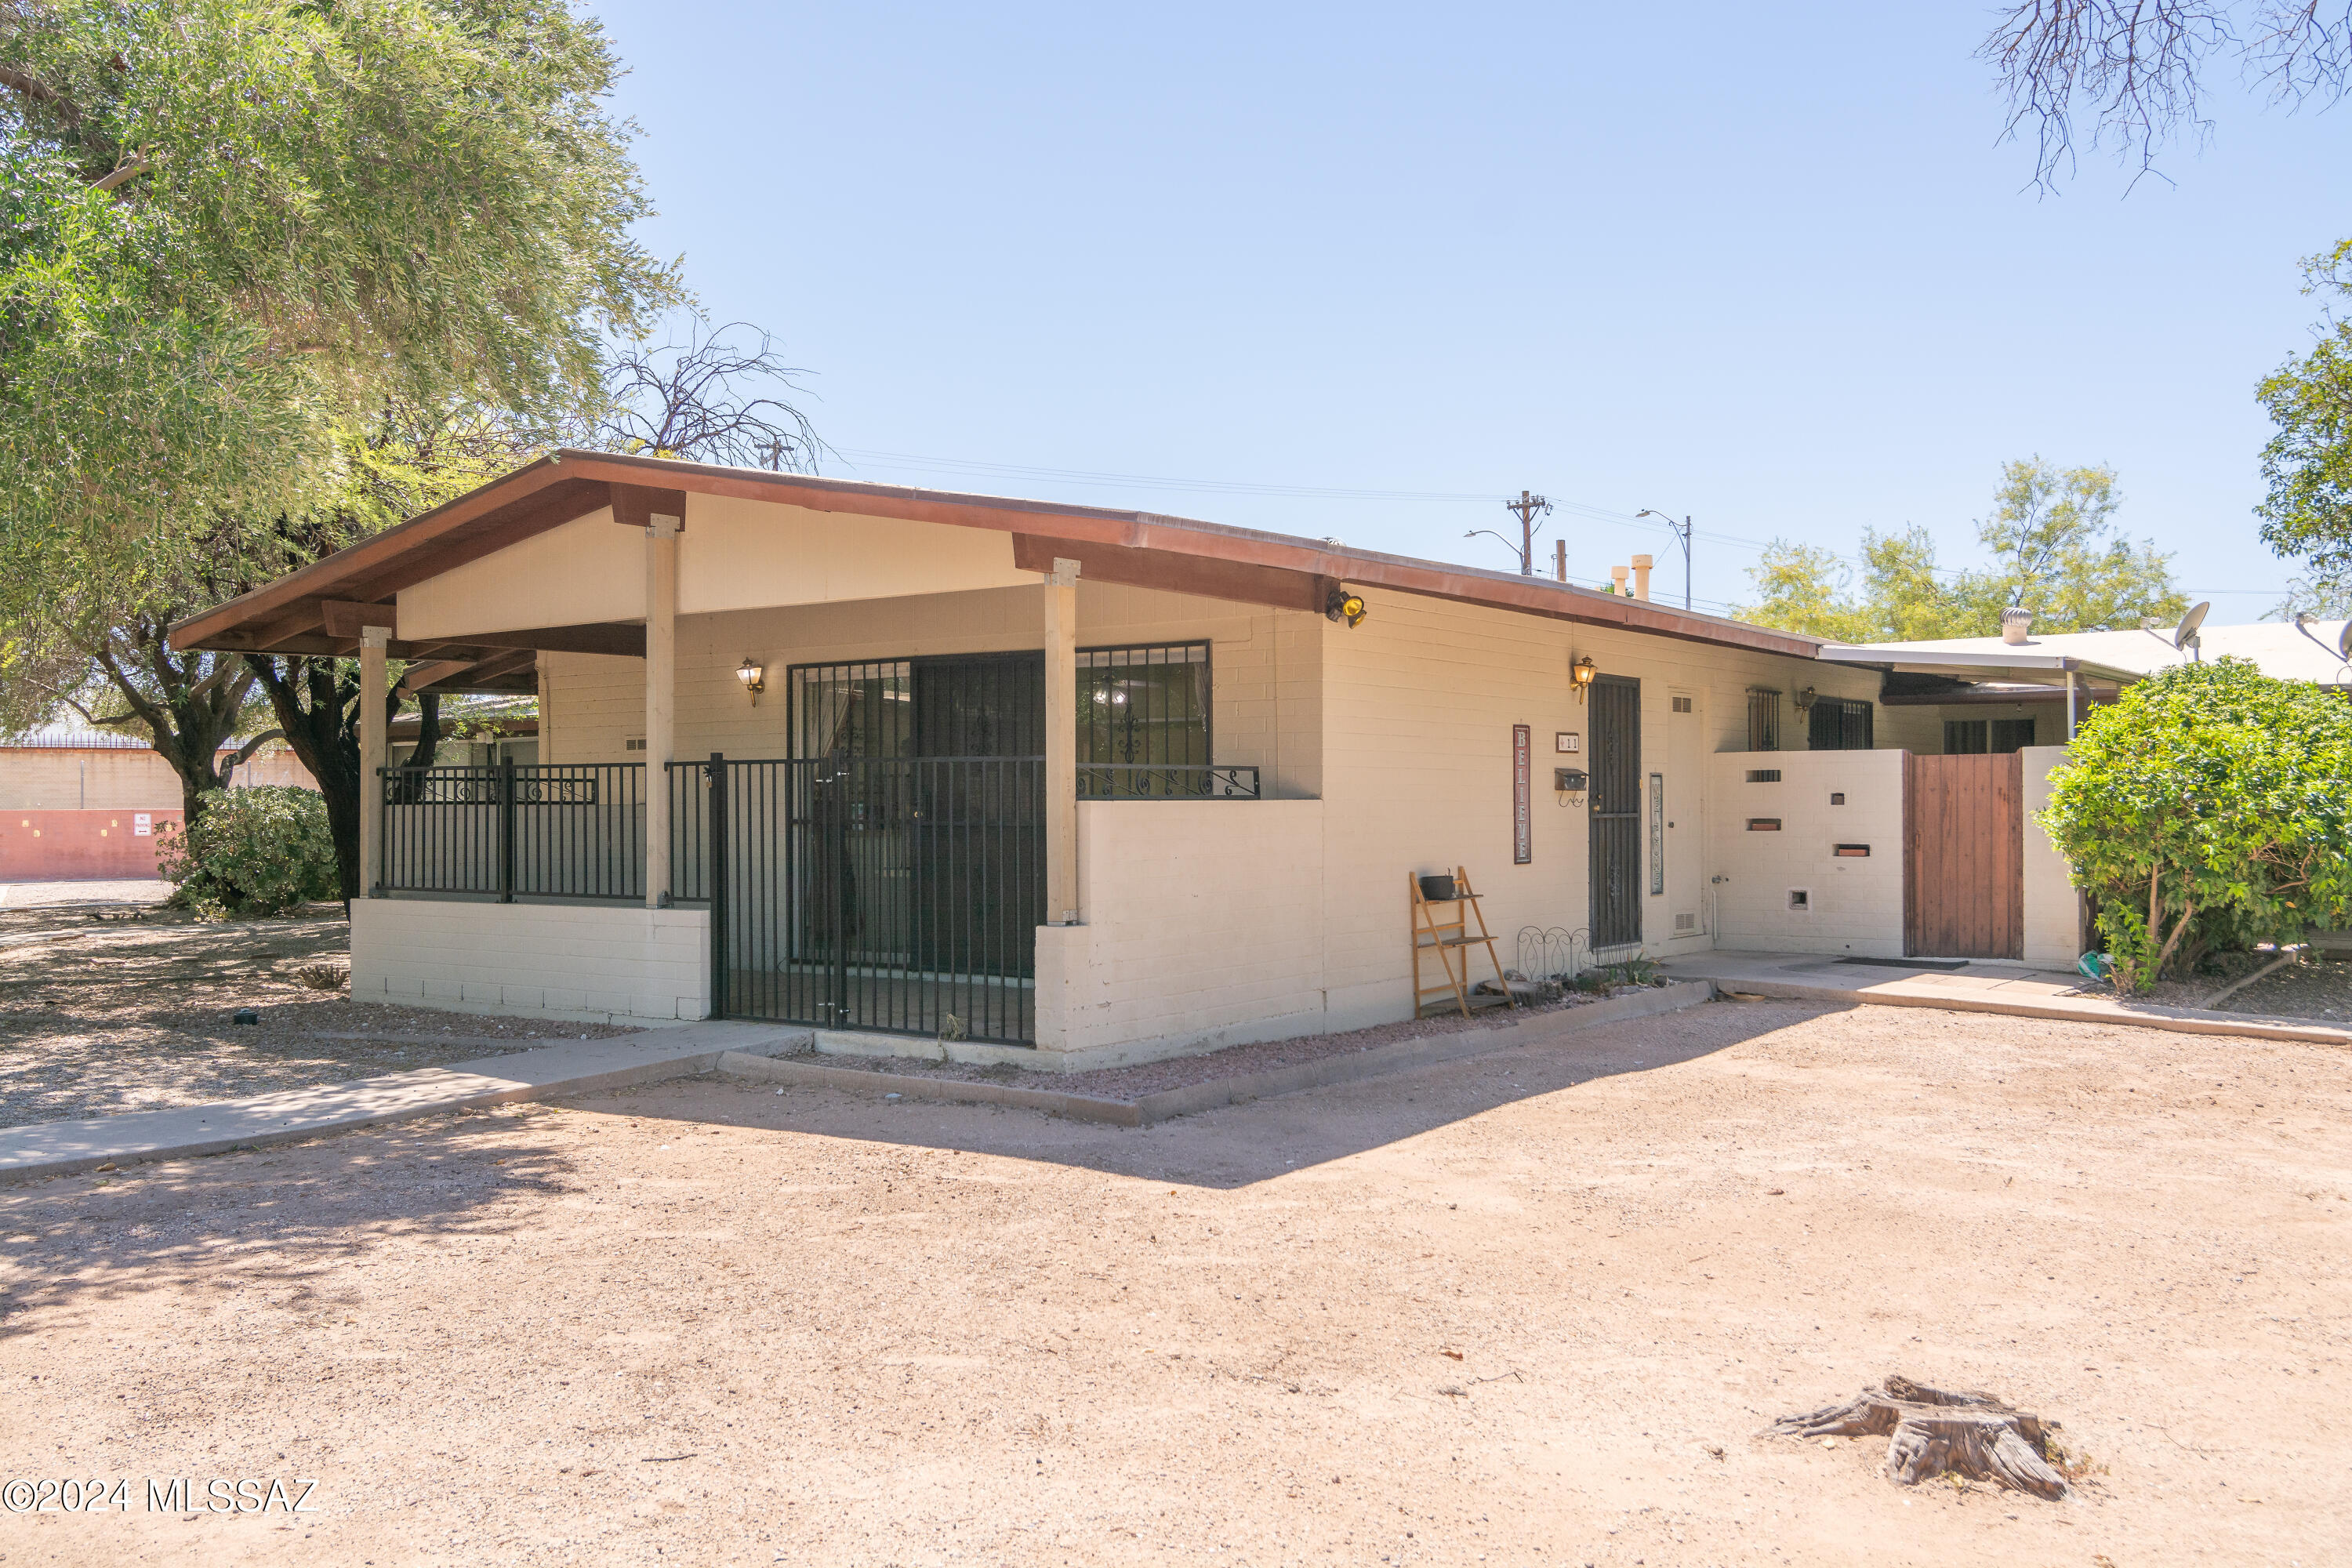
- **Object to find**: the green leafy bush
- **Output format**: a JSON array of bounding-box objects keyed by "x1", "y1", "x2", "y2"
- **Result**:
[
  {"x1": 156, "y1": 787, "x2": 340, "y2": 919},
  {"x1": 2041, "y1": 659, "x2": 2352, "y2": 991}
]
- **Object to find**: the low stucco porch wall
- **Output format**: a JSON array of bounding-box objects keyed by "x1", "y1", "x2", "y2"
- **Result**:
[
  {"x1": 1033, "y1": 798, "x2": 1327, "y2": 1067},
  {"x1": 1706, "y1": 749, "x2": 1907, "y2": 958},
  {"x1": 351, "y1": 898, "x2": 712, "y2": 1024}
]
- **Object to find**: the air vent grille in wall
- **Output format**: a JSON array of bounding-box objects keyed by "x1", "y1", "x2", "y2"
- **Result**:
[{"x1": 1674, "y1": 912, "x2": 1697, "y2": 932}]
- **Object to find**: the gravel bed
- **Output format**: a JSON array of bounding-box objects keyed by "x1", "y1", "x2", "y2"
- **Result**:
[{"x1": 0, "y1": 899, "x2": 639, "y2": 1129}]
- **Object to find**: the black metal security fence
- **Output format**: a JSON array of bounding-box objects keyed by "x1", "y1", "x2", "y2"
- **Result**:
[
  {"x1": 379, "y1": 763, "x2": 647, "y2": 902},
  {"x1": 677, "y1": 755, "x2": 1045, "y2": 1043},
  {"x1": 380, "y1": 751, "x2": 1260, "y2": 1044}
]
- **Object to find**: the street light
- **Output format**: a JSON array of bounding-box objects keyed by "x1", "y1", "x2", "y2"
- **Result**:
[
  {"x1": 1466, "y1": 490, "x2": 1554, "y2": 575},
  {"x1": 1633, "y1": 508, "x2": 1696, "y2": 611}
]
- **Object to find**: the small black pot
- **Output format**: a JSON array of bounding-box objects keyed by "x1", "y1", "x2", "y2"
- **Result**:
[{"x1": 1417, "y1": 873, "x2": 1458, "y2": 903}]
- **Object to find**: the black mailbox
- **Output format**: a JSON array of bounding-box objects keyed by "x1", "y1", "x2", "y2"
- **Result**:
[{"x1": 1554, "y1": 768, "x2": 1589, "y2": 792}]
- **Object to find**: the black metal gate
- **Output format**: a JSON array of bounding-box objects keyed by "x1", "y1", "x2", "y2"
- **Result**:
[
  {"x1": 1588, "y1": 674, "x2": 1643, "y2": 950},
  {"x1": 674, "y1": 652, "x2": 1049, "y2": 1044},
  {"x1": 679, "y1": 756, "x2": 1044, "y2": 1041}
]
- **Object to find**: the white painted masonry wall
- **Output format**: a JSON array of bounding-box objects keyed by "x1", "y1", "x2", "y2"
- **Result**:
[
  {"x1": 1031, "y1": 799, "x2": 1328, "y2": 1065},
  {"x1": 2020, "y1": 744, "x2": 2084, "y2": 971},
  {"x1": 351, "y1": 898, "x2": 710, "y2": 1023},
  {"x1": 1310, "y1": 591, "x2": 1885, "y2": 1029},
  {"x1": 1704, "y1": 750, "x2": 1907, "y2": 957}
]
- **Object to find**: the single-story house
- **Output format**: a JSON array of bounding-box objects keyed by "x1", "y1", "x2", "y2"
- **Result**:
[{"x1": 169, "y1": 452, "x2": 2133, "y2": 1066}]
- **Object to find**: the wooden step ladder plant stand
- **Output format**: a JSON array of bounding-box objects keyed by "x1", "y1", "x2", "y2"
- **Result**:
[{"x1": 1410, "y1": 866, "x2": 1521, "y2": 1018}]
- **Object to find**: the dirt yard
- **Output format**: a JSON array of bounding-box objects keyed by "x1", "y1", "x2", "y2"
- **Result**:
[
  {"x1": 0, "y1": 900, "x2": 639, "y2": 1128},
  {"x1": 2, "y1": 999, "x2": 2347, "y2": 1566}
]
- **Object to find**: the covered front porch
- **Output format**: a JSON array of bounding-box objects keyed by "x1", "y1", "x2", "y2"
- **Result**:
[{"x1": 172, "y1": 452, "x2": 1343, "y2": 1066}]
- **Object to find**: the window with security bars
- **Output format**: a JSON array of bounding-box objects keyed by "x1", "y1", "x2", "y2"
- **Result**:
[
  {"x1": 1078, "y1": 641, "x2": 1211, "y2": 794},
  {"x1": 1944, "y1": 717, "x2": 2034, "y2": 755},
  {"x1": 790, "y1": 660, "x2": 911, "y2": 759},
  {"x1": 1807, "y1": 697, "x2": 1875, "y2": 750},
  {"x1": 1746, "y1": 689, "x2": 1781, "y2": 752}
]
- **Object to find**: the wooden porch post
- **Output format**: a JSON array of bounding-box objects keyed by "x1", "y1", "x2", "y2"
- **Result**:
[
  {"x1": 359, "y1": 625, "x2": 392, "y2": 897},
  {"x1": 644, "y1": 512, "x2": 681, "y2": 909},
  {"x1": 1044, "y1": 556, "x2": 1080, "y2": 924}
]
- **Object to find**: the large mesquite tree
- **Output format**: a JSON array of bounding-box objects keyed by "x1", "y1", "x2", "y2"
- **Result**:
[
  {"x1": 2041, "y1": 659, "x2": 2352, "y2": 991},
  {"x1": 0, "y1": 0, "x2": 679, "y2": 557}
]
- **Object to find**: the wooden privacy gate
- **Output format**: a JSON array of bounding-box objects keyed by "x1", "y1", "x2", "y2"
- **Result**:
[{"x1": 1904, "y1": 752, "x2": 2023, "y2": 960}]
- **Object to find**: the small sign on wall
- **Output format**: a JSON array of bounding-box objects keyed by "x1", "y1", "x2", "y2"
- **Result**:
[
  {"x1": 1555, "y1": 731, "x2": 1581, "y2": 753},
  {"x1": 132, "y1": 814, "x2": 151, "y2": 837},
  {"x1": 1512, "y1": 724, "x2": 1533, "y2": 864},
  {"x1": 1649, "y1": 772, "x2": 1665, "y2": 895}
]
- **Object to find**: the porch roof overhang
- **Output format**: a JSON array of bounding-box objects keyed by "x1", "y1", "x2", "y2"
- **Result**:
[
  {"x1": 1813, "y1": 643, "x2": 2144, "y2": 689},
  {"x1": 169, "y1": 450, "x2": 1826, "y2": 662}
]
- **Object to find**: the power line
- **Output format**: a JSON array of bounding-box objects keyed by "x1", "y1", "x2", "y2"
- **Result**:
[{"x1": 829, "y1": 447, "x2": 2275, "y2": 609}]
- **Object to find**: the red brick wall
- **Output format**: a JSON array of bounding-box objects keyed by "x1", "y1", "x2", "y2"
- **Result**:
[{"x1": 0, "y1": 809, "x2": 183, "y2": 881}]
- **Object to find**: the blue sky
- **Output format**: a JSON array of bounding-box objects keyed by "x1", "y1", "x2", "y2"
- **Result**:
[{"x1": 585, "y1": 1, "x2": 2352, "y2": 619}]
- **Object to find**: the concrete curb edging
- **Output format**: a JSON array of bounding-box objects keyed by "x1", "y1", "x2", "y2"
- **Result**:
[
  {"x1": 0, "y1": 1024, "x2": 814, "y2": 1185},
  {"x1": 1722, "y1": 978, "x2": 2352, "y2": 1047},
  {"x1": 719, "y1": 1052, "x2": 1144, "y2": 1125},
  {"x1": 719, "y1": 980, "x2": 1717, "y2": 1126}
]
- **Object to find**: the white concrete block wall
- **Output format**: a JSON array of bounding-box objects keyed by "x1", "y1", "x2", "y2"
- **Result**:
[
  {"x1": 2020, "y1": 743, "x2": 2085, "y2": 970},
  {"x1": 1706, "y1": 750, "x2": 1907, "y2": 957},
  {"x1": 1033, "y1": 800, "x2": 1327, "y2": 1062},
  {"x1": 351, "y1": 898, "x2": 712, "y2": 1023},
  {"x1": 1314, "y1": 593, "x2": 1889, "y2": 1026}
]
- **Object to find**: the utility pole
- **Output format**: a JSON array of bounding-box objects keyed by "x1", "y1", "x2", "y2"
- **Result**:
[
  {"x1": 1468, "y1": 490, "x2": 1555, "y2": 575},
  {"x1": 1634, "y1": 507, "x2": 1696, "y2": 611}
]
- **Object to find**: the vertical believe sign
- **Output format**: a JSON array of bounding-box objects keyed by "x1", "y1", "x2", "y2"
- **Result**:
[{"x1": 1512, "y1": 724, "x2": 1532, "y2": 865}]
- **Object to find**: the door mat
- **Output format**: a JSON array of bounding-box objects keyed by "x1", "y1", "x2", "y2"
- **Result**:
[{"x1": 1838, "y1": 956, "x2": 1970, "y2": 971}]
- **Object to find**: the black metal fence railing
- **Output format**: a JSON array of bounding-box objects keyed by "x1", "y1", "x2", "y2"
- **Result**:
[
  {"x1": 700, "y1": 755, "x2": 1044, "y2": 1043},
  {"x1": 1076, "y1": 763, "x2": 1259, "y2": 800},
  {"x1": 379, "y1": 762, "x2": 646, "y2": 902}
]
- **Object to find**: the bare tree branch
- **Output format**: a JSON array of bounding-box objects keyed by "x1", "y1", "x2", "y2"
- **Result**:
[
  {"x1": 1982, "y1": 2, "x2": 2352, "y2": 188},
  {"x1": 91, "y1": 156, "x2": 151, "y2": 192},
  {"x1": 591, "y1": 321, "x2": 826, "y2": 472},
  {"x1": 0, "y1": 61, "x2": 80, "y2": 126}
]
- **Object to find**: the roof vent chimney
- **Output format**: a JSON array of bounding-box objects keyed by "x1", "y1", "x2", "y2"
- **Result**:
[{"x1": 2001, "y1": 606, "x2": 2031, "y2": 646}]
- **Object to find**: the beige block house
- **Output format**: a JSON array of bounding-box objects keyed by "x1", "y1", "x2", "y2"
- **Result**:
[{"x1": 172, "y1": 452, "x2": 2107, "y2": 1065}]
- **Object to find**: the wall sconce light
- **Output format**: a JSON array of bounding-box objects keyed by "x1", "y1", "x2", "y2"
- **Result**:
[
  {"x1": 737, "y1": 657, "x2": 765, "y2": 706},
  {"x1": 1324, "y1": 586, "x2": 1368, "y2": 628},
  {"x1": 1793, "y1": 686, "x2": 1818, "y2": 714},
  {"x1": 1570, "y1": 655, "x2": 1598, "y2": 702}
]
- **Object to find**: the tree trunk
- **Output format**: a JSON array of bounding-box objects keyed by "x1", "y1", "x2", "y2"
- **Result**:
[
  {"x1": 249, "y1": 655, "x2": 439, "y2": 898},
  {"x1": 250, "y1": 655, "x2": 372, "y2": 900},
  {"x1": 1770, "y1": 1376, "x2": 2069, "y2": 1501},
  {"x1": 78, "y1": 626, "x2": 272, "y2": 837}
]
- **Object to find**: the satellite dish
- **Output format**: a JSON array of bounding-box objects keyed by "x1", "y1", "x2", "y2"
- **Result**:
[{"x1": 2173, "y1": 601, "x2": 2209, "y2": 650}]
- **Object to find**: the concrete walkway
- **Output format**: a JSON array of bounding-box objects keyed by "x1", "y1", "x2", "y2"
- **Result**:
[
  {"x1": 0, "y1": 1020, "x2": 812, "y2": 1183},
  {"x1": 1661, "y1": 950, "x2": 2352, "y2": 1047},
  {"x1": 722, "y1": 980, "x2": 1719, "y2": 1126}
]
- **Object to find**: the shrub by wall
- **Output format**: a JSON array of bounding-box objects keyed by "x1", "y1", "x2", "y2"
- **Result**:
[
  {"x1": 156, "y1": 786, "x2": 340, "y2": 918},
  {"x1": 2041, "y1": 658, "x2": 2352, "y2": 991}
]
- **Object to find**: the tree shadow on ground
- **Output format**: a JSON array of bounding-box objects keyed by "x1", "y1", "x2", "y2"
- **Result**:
[
  {"x1": 0, "y1": 1104, "x2": 572, "y2": 1338},
  {"x1": 611, "y1": 998, "x2": 1841, "y2": 1190}
]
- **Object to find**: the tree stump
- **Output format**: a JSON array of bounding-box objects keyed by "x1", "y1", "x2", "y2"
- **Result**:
[{"x1": 1769, "y1": 1375, "x2": 2070, "y2": 1500}]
